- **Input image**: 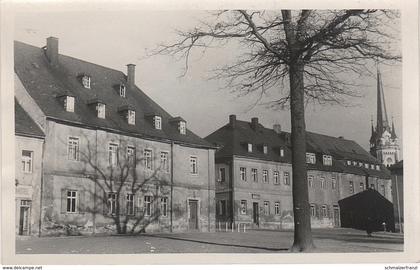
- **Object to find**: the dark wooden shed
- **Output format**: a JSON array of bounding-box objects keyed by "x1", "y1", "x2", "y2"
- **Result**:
[{"x1": 338, "y1": 189, "x2": 395, "y2": 232}]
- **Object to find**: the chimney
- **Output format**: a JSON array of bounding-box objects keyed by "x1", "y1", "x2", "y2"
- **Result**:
[
  {"x1": 46, "y1": 37, "x2": 59, "y2": 67},
  {"x1": 273, "y1": 124, "x2": 281, "y2": 134},
  {"x1": 229, "y1": 114, "x2": 236, "y2": 128},
  {"x1": 251, "y1": 117, "x2": 259, "y2": 131},
  {"x1": 127, "y1": 64, "x2": 136, "y2": 89}
]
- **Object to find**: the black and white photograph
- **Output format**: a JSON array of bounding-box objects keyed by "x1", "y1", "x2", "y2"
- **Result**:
[{"x1": 1, "y1": 0, "x2": 419, "y2": 266}]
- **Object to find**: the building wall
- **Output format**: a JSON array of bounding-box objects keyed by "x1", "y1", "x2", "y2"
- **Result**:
[
  {"x1": 15, "y1": 135, "x2": 44, "y2": 235},
  {"x1": 391, "y1": 173, "x2": 403, "y2": 232},
  {"x1": 39, "y1": 120, "x2": 215, "y2": 235}
]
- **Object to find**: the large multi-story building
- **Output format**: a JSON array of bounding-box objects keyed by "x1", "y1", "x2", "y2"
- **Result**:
[
  {"x1": 205, "y1": 115, "x2": 392, "y2": 229},
  {"x1": 14, "y1": 37, "x2": 216, "y2": 236}
]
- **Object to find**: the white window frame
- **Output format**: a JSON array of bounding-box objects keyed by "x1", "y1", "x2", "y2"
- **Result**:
[
  {"x1": 240, "y1": 200, "x2": 247, "y2": 215},
  {"x1": 119, "y1": 84, "x2": 126, "y2": 97},
  {"x1": 347, "y1": 160, "x2": 351, "y2": 166},
  {"x1": 322, "y1": 155, "x2": 332, "y2": 166},
  {"x1": 283, "y1": 172, "x2": 290, "y2": 185},
  {"x1": 82, "y1": 75, "x2": 91, "y2": 89},
  {"x1": 160, "y1": 151, "x2": 169, "y2": 172},
  {"x1": 67, "y1": 136, "x2": 80, "y2": 161},
  {"x1": 179, "y1": 121, "x2": 186, "y2": 135},
  {"x1": 126, "y1": 146, "x2": 136, "y2": 166},
  {"x1": 280, "y1": 148, "x2": 284, "y2": 157},
  {"x1": 108, "y1": 143, "x2": 119, "y2": 166},
  {"x1": 21, "y1": 150, "x2": 33, "y2": 173},
  {"x1": 240, "y1": 167, "x2": 246, "y2": 181},
  {"x1": 308, "y1": 175, "x2": 314, "y2": 188},
  {"x1": 66, "y1": 190, "x2": 78, "y2": 213},
  {"x1": 144, "y1": 195, "x2": 152, "y2": 216},
  {"x1": 247, "y1": 143, "x2": 253, "y2": 153},
  {"x1": 274, "y1": 202, "x2": 280, "y2": 215},
  {"x1": 190, "y1": 156, "x2": 198, "y2": 175},
  {"x1": 127, "y1": 110, "x2": 135, "y2": 125},
  {"x1": 107, "y1": 192, "x2": 117, "y2": 216},
  {"x1": 64, "y1": 96, "x2": 75, "y2": 112},
  {"x1": 263, "y1": 201, "x2": 270, "y2": 215},
  {"x1": 376, "y1": 165, "x2": 380, "y2": 171},
  {"x1": 96, "y1": 103, "x2": 106, "y2": 119},
  {"x1": 321, "y1": 205, "x2": 328, "y2": 218},
  {"x1": 218, "y1": 167, "x2": 226, "y2": 182},
  {"x1": 154, "y1": 116, "x2": 162, "y2": 130},
  {"x1": 251, "y1": 168, "x2": 258, "y2": 182},
  {"x1": 263, "y1": 145, "x2": 268, "y2": 154},
  {"x1": 349, "y1": 181, "x2": 354, "y2": 194},
  {"x1": 144, "y1": 149, "x2": 153, "y2": 170},
  {"x1": 332, "y1": 177, "x2": 337, "y2": 189},
  {"x1": 161, "y1": 196, "x2": 168, "y2": 217},
  {"x1": 310, "y1": 204, "x2": 316, "y2": 217},
  {"x1": 273, "y1": 171, "x2": 279, "y2": 185},
  {"x1": 262, "y1": 170, "x2": 269, "y2": 183},
  {"x1": 126, "y1": 194, "x2": 134, "y2": 216},
  {"x1": 320, "y1": 177, "x2": 326, "y2": 189},
  {"x1": 306, "y1": 153, "x2": 316, "y2": 164}
]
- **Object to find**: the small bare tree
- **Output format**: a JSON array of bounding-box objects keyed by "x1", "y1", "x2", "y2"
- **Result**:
[{"x1": 150, "y1": 10, "x2": 400, "y2": 251}]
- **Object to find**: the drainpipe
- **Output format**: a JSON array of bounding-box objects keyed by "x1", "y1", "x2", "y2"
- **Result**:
[
  {"x1": 170, "y1": 141, "x2": 174, "y2": 232},
  {"x1": 38, "y1": 138, "x2": 46, "y2": 237},
  {"x1": 207, "y1": 149, "x2": 211, "y2": 232}
]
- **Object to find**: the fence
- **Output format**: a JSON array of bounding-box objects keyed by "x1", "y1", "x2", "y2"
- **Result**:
[{"x1": 216, "y1": 221, "x2": 248, "y2": 233}]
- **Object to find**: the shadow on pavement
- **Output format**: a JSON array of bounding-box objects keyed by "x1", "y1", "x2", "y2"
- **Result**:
[{"x1": 147, "y1": 234, "x2": 290, "y2": 252}]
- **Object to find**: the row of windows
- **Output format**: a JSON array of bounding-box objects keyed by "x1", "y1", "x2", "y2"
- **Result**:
[
  {"x1": 246, "y1": 143, "x2": 285, "y2": 157},
  {"x1": 67, "y1": 137, "x2": 198, "y2": 174},
  {"x1": 307, "y1": 175, "x2": 337, "y2": 190},
  {"x1": 238, "y1": 200, "x2": 281, "y2": 216},
  {"x1": 348, "y1": 180, "x2": 386, "y2": 195},
  {"x1": 60, "y1": 95, "x2": 186, "y2": 134},
  {"x1": 346, "y1": 160, "x2": 381, "y2": 171},
  {"x1": 306, "y1": 153, "x2": 332, "y2": 166},
  {"x1": 309, "y1": 204, "x2": 337, "y2": 218},
  {"x1": 238, "y1": 167, "x2": 290, "y2": 185},
  {"x1": 66, "y1": 190, "x2": 168, "y2": 217}
]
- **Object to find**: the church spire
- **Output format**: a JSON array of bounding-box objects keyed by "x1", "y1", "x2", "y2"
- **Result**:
[
  {"x1": 376, "y1": 68, "x2": 390, "y2": 135},
  {"x1": 391, "y1": 116, "x2": 397, "y2": 139}
]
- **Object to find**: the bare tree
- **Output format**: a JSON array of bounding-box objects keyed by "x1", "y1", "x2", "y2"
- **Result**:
[{"x1": 150, "y1": 10, "x2": 400, "y2": 251}]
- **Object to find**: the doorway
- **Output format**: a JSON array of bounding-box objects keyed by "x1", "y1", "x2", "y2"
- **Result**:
[
  {"x1": 188, "y1": 200, "x2": 198, "y2": 230},
  {"x1": 19, "y1": 200, "x2": 31, "y2": 235},
  {"x1": 252, "y1": 202, "x2": 259, "y2": 226}
]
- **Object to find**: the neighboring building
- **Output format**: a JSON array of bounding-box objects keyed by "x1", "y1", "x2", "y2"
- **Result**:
[
  {"x1": 370, "y1": 69, "x2": 400, "y2": 167},
  {"x1": 15, "y1": 37, "x2": 216, "y2": 235},
  {"x1": 205, "y1": 115, "x2": 392, "y2": 229},
  {"x1": 15, "y1": 100, "x2": 45, "y2": 236},
  {"x1": 389, "y1": 160, "x2": 404, "y2": 232}
]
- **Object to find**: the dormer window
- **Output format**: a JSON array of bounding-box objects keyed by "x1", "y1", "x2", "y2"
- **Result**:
[
  {"x1": 376, "y1": 165, "x2": 380, "y2": 171},
  {"x1": 119, "y1": 84, "x2": 126, "y2": 97},
  {"x1": 280, "y1": 148, "x2": 284, "y2": 157},
  {"x1": 96, "y1": 103, "x2": 106, "y2": 119},
  {"x1": 364, "y1": 163, "x2": 369, "y2": 169},
  {"x1": 306, "y1": 153, "x2": 316, "y2": 164},
  {"x1": 347, "y1": 160, "x2": 351, "y2": 166},
  {"x1": 370, "y1": 164, "x2": 375, "y2": 170},
  {"x1": 352, "y1": 161, "x2": 357, "y2": 166},
  {"x1": 263, "y1": 145, "x2": 268, "y2": 154},
  {"x1": 64, "y1": 96, "x2": 75, "y2": 112},
  {"x1": 322, "y1": 155, "x2": 332, "y2": 166},
  {"x1": 179, "y1": 121, "x2": 186, "y2": 135},
  {"x1": 127, "y1": 110, "x2": 135, "y2": 125},
  {"x1": 247, "y1": 143, "x2": 253, "y2": 153},
  {"x1": 358, "y1": 162, "x2": 363, "y2": 167},
  {"x1": 82, "y1": 75, "x2": 91, "y2": 89},
  {"x1": 154, "y1": 116, "x2": 162, "y2": 130}
]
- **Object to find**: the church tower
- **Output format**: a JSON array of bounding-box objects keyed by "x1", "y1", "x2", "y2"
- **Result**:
[{"x1": 369, "y1": 69, "x2": 400, "y2": 167}]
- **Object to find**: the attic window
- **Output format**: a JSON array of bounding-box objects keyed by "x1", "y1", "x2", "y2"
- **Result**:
[
  {"x1": 127, "y1": 110, "x2": 135, "y2": 125},
  {"x1": 154, "y1": 116, "x2": 162, "y2": 130},
  {"x1": 247, "y1": 143, "x2": 253, "y2": 153},
  {"x1": 119, "y1": 84, "x2": 126, "y2": 97},
  {"x1": 370, "y1": 164, "x2": 375, "y2": 170},
  {"x1": 96, "y1": 103, "x2": 106, "y2": 119},
  {"x1": 82, "y1": 75, "x2": 91, "y2": 89},
  {"x1": 179, "y1": 121, "x2": 186, "y2": 135},
  {"x1": 61, "y1": 95, "x2": 75, "y2": 112},
  {"x1": 280, "y1": 148, "x2": 284, "y2": 157},
  {"x1": 263, "y1": 145, "x2": 268, "y2": 154},
  {"x1": 358, "y1": 162, "x2": 363, "y2": 167},
  {"x1": 364, "y1": 163, "x2": 369, "y2": 169},
  {"x1": 376, "y1": 165, "x2": 380, "y2": 171},
  {"x1": 322, "y1": 155, "x2": 332, "y2": 166},
  {"x1": 306, "y1": 153, "x2": 316, "y2": 164},
  {"x1": 347, "y1": 160, "x2": 351, "y2": 166},
  {"x1": 352, "y1": 161, "x2": 357, "y2": 166}
]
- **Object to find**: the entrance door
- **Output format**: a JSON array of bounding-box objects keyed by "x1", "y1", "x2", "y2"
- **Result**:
[
  {"x1": 19, "y1": 201, "x2": 31, "y2": 235},
  {"x1": 252, "y1": 202, "x2": 259, "y2": 226},
  {"x1": 188, "y1": 200, "x2": 198, "y2": 230},
  {"x1": 333, "y1": 205, "x2": 340, "y2": 227}
]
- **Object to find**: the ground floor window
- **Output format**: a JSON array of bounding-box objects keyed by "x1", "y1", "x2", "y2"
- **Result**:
[
  {"x1": 67, "y1": 190, "x2": 77, "y2": 213},
  {"x1": 217, "y1": 200, "x2": 226, "y2": 216},
  {"x1": 126, "y1": 194, "x2": 134, "y2": 216},
  {"x1": 274, "y1": 202, "x2": 280, "y2": 215},
  {"x1": 263, "y1": 201, "x2": 270, "y2": 215},
  {"x1": 240, "y1": 200, "x2": 247, "y2": 215},
  {"x1": 321, "y1": 205, "x2": 328, "y2": 218},
  {"x1": 161, "y1": 197, "x2": 168, "y2": 217},
  {"x1": 310, "y1": 204, "x2": 316, "y2": 217},
  {"x1": 107, "y1": 192, "x2": 117, "y2": 215},
  {"x1": 144, "y1": 195, "x2": 152, "y2": 216}
]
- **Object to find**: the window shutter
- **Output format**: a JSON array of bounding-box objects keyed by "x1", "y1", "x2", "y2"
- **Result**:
[
  {"x1": 61, "y1": 189, "x2": 67, "y2": 213},
  {"x1": 78, "y1": 190, "x2": 85, "y2": 213}
]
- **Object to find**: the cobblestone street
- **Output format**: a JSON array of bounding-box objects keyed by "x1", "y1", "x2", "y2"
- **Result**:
[{"x1": 16, "y1": 228, "x2": 403, "y2": 254}]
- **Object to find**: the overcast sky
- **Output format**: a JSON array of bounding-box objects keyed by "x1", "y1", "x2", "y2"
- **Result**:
[{"x1": 14, "y1": 9, "x2": 402, "y2": 152}]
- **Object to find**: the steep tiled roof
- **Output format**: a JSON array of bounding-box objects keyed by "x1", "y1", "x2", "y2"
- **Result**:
[
  {"x1": 15, "y1": 99, "x2": 44, "y2": 138},
  {"x1": 205, "y1": 118, "x2": 390, "y2": 178},
  {"x1": 14, "y1": 41, "x2": 212, "y2": 148}
]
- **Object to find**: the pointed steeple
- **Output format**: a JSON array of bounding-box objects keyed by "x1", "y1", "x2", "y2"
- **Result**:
[
  {"x1": 370, "y1": 117, "x2": 376, "y2": 144},
  {"x1": 376, "y1": 68, "x2": 390, "y2": 136},
  {"x1": 391, "y1": 117, "x2": 397, "y2": 139}
]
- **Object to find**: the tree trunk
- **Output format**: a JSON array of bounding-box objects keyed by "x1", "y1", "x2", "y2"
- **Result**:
[{"x1": 289, "y1": 60, "x2": 315, "y2": 252}]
